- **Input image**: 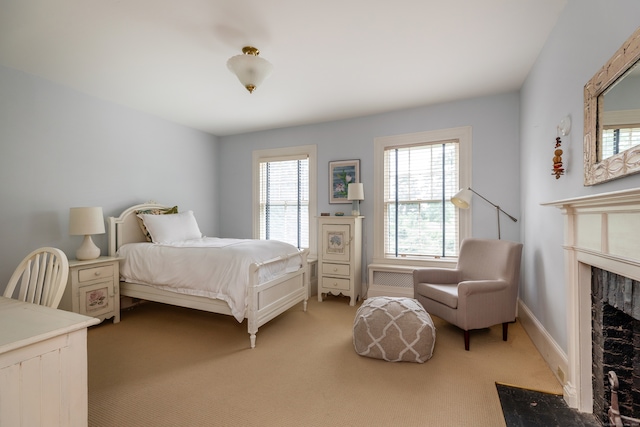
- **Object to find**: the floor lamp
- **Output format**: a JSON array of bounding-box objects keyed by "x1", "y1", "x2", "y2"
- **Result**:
[{"x1": 451, "y1": 187, "x2": 518, "y2": 239}]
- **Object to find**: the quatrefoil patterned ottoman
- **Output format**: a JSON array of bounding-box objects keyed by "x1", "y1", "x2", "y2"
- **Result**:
[{"x1": 353, "y1": 296, "x2": 436, "y2": 363}]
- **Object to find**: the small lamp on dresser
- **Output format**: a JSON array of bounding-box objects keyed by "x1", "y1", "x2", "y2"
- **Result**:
[
  {"x1": 347, "y1": 183, "x2": 364, "y2": 216},
  {"x1": 69, "y1": 207, "x2": 105, "y2": 260}
]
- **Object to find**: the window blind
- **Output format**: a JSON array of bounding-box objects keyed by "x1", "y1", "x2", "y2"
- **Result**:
[
  {"x1": 383, "y1": 140, "x2": 459, "y2": 258},
  {"x1": 259, "y1": 157, "x2": 309, "y2": 249}
]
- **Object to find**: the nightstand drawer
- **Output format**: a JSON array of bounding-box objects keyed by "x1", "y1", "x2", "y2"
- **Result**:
[
  {"x1": 77, "y1": 265, "x2": 114, "y2": 283},
  {"x1": 321, "y1": 276, "x2": 351, "y2": 291},
  {"x1": 322, "y1": 263, "x2": 350, "y2": 276}
]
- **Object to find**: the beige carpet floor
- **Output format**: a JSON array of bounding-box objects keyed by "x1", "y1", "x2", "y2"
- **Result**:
[{"x1": 87, "y1": 296, "x2": 562, "y2": 427}]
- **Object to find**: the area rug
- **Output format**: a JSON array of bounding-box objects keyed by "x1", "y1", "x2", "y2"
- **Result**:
[{"x1": 496, "y1": 383, "x2": 601, "y2": 427}]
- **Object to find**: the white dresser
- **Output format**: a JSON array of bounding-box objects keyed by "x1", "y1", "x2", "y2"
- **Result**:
[
  {"x1": 0, "y1": 297, "x2": 99, "y2": 426},
  {"x1": 317, "y1": 216, "x2": 363, "y2": 306}
]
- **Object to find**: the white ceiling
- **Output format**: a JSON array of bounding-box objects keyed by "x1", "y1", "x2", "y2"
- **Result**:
[{"x1": 0, "y1": 0, "x2": 567, "y2": 136}]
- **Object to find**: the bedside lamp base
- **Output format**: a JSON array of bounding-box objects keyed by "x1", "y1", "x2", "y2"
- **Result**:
[{"x1": 76, "y1": 235, "x2": 100, "y2": 260}]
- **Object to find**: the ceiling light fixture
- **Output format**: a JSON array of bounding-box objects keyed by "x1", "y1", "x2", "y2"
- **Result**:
[{"x1": 227, "y1": 46, "x2": 273, "y2": 94}]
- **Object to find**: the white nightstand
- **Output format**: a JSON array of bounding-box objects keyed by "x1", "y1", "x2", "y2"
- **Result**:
[{"x1": 59, "y1": 256, "x2": 120, "y2": 323}]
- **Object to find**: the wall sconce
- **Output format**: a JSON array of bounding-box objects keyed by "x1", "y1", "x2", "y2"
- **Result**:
[
  {"x1": 347, "y1": 183, "x2": 364, "y2": 216},
  {"x1": 451, "y1": 187, "x2": 517, "y2": 239},
  {"x1": 558, "y1": 115, "x2": 571, "y2": 136},
  {"x1": 69, "y1": 207, "x2": 105, "y2": 260}
]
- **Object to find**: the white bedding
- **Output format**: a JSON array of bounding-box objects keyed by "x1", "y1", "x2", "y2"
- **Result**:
[{"x1": 118, "y1": 238, "x2": 303, "y2": 322}]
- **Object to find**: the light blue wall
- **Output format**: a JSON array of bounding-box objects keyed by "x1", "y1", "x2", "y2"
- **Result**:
[
  {"x1": 0, "y1": 65, "x2": 220, "y2": 290},
  {"x1": 219, "y1": 91, "x2": 521, "y2": 268},
  {"x1": 520, "y1": 0, "x2": 640, "y2": 351}
]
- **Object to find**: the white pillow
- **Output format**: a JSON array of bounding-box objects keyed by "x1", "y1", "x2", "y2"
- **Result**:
[{"x1": 137, "y1": 210, "x2": 202, "y2": 243}]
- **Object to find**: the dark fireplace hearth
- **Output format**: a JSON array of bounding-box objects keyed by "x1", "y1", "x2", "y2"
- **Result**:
[{"x1": 592, "y1": 268, "x2": 640, "y2": 424}]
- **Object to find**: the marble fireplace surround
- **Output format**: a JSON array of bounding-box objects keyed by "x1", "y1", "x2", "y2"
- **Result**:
[{"x1": 544, "y1": 188, "x2": 640, "y2": 412}]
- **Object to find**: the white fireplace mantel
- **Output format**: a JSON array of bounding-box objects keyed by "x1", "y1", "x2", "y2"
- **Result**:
[{"x1": 543, "y1": 187, "x2": 640, "y2": 412}]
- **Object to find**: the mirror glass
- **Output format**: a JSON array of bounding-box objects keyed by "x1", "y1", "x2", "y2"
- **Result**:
[
  {"x1": 599, "y1": 61, "x2": 640, "y2": 161},
  {"x1": 584, "y1": 27, "x2": 640, "y2": 185}
]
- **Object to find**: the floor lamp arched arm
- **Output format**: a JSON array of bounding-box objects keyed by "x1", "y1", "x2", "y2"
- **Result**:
[{"x1": 468, "y1": 188, "x2": 518, "y2": 239}]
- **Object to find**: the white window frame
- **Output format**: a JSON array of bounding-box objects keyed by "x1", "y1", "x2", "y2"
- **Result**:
[
  {"x1": 252, "y1": 145, "x2": 317, "y2": 256},
  {"x1": 373, "y1": 126, "x2": 472, "y2": 267}
]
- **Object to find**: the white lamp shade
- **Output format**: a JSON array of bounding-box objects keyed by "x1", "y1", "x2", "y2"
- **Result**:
[
  {"x1": 227, "y1": 54, "x2": 273, "y2": 91},
  {"x1": 347, "y1": 183, "x2": 364, "y2": 201},
  {"x1": 451, "y1": 188, "x2": 472, "y2": 209},
  {"x1": 69, "y1": 207, "x2": 105, "y2": 236}
]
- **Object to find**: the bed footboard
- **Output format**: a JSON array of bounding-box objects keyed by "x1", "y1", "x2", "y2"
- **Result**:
[{"x1": 247, "y1": 249, "x2": 309, "y2": 348}]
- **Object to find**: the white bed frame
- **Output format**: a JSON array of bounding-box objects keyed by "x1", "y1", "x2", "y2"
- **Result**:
[{"x1": 108, "y1": 203, "x2": 308, "y2": 348}]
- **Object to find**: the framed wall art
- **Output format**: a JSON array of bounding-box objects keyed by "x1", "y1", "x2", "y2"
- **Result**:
[{"x1": 329, "y1": 159, "x2": 360, "y2": 204}]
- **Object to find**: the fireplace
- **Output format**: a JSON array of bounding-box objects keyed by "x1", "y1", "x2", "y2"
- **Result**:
[
  {"x1": 544, "y1": 188, "x2": 640, "y2": 414},
  {"x1": 592, "y1": 267, "x2": 640, "y2": 423}
]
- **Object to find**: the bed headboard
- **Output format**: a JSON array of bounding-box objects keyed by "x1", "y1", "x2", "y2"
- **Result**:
[{"x1": 108, "y1": 203, "x2": 170, "y2": 256}]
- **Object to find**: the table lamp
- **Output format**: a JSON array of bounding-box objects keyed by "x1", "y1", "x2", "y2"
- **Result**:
[
  {"x1": 69, "y1": 207, "x2": 105, "y2": 260},
  {"x1": 347, "y1": 183, "x2": 364, "y2": 216}
]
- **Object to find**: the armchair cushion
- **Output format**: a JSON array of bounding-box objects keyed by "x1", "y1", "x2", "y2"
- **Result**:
[{"x1": 416, "y1": 282, "x2": 459, "y2": 309}]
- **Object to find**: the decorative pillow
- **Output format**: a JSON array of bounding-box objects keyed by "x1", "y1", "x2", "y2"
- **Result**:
[
  {"x1": 135, "y1": 206, "x2": 178, "y2": 241},
  {"x1": 137, "y1": 210, "x2": 202, "y2": 244}
]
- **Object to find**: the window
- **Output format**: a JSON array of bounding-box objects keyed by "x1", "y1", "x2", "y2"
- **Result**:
[
  {"x1": 252, "y1": 145, "x2": 317, "y2": 253},
  {"x1": 374, "y1": 127, "x2": 471, "y2": 264},
  {"x1": 384, "y1": 142, "x2": 459, "y2": 257}
]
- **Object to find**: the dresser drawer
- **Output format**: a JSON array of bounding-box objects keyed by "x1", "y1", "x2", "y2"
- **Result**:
[
  {"x1": 322, "y1": 263, "x2": 350, "y2": 276},
  {"x1": 77, "y1": 265, "x2": 114, "y2": 283},
  {"x1": 321, "y1": 276, "x2": 351, "y2": 291}
]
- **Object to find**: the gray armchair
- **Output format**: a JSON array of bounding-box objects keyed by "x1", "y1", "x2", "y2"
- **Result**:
[{"x1": 413, "y1": 238, "x2": 523, "y2": 350}]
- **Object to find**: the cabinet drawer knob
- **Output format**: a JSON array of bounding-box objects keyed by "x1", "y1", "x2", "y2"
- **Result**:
[
  {"x1": 333, "y1": 267, "x2": 338, "y2": 272},
  {"x1": 94, "y1": 271, "x2": 101, "y2": 276}
]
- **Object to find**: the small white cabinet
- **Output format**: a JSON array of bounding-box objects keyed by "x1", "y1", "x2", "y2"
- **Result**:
[
  {"x1": 60, "y1": 256, "x2": 120, "y2": 323},
  {"x1": 317, "y1": 216, "x2": 363, "y2": 305}
]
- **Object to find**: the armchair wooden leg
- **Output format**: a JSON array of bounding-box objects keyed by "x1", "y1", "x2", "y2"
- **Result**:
[
  {"x1": 464, "y1": 331, "x2": 470, "y2": 351},
  {"x1": 502, "y1": 322, "x2": 508, "y2": 341}
]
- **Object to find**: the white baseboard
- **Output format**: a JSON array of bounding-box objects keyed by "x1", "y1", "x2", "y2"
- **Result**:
[{"x1": 517, "y1": 299, "x2": 568, "y2": 387}]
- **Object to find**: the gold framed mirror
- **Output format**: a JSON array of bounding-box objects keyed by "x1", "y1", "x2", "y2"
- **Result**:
[{"x1": 584, "y1": 26, "x2": 640, "y2": 185}]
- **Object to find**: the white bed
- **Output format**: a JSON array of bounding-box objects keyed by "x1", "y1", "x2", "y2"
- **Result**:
[{"x1": 108, "y1": 203, "x2": 309, "y2": 348}]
